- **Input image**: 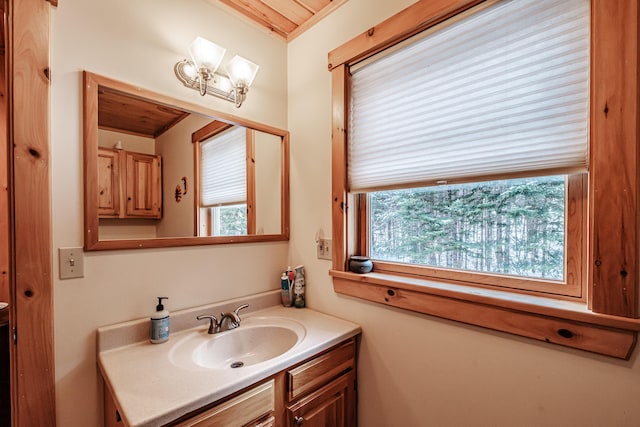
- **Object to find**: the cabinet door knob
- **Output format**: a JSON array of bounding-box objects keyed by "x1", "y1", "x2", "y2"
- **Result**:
[{"x1": 294, "y1": 416, "x2": 304, "y2": 425}]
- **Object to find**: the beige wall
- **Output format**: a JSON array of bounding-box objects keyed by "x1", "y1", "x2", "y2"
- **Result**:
[
  {"x1": 287, "y1": 1, "x2": 640, "y2": 426},
  {"x1": 98, "y1": 129, "x2": 155, "y2": 154},
  {"x1": 156, "y1": 114, "x2": 212, "y2": 238},
  {"x1": 50, "y1": 1, "x2": 288, "y2": 426}
]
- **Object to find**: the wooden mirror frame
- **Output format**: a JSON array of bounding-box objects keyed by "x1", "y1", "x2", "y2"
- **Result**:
[{"x1": 83, "y1": 71, "x2": 290, "y2": 250}]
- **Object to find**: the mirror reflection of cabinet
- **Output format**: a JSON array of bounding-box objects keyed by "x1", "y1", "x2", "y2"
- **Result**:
[
  {"x1": 98, "y1": 147, "x2": 162, "y2": 219},
  {"x1": 97, "y1": 148, "x2": 121, "y2": 217},
  {"x1": 125, "y1": 151, "x2": 162, "y2": 218},
  {"x1": 83, "y1": 71, "x2": 290, "y2": 250}
]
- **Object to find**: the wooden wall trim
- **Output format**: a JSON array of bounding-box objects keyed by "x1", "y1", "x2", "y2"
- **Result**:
[
  {"x1": 246, "y1": 128, "x2": 256, "y2": 235},
  {"x1": 191, "y1": 121, "x2": 233, "y2": 144},
  {"x1": 0, "y1": 49, "x2": 8, "y2": 303},
  {"x1": 10, "y1": 0, "x2": 56, "y2": 424},
  {"x1": 280, "y1": 133, "x2": 290, "y2": 239},
  {"x1": 590, "y1": 0, "x2": 639, "y2": 318},
  {"x1": 331, "y1": 65, "x2": 347, "y2": 271},
  {"x1": 328, "y1": 0, "x2": 484, "y2": 70},
  {"x1": 332, "y1": 275, "x2": 636, "y2": 359},
  {"x1": 83, "y1": 72, "x2": 100, "y2": 249}
]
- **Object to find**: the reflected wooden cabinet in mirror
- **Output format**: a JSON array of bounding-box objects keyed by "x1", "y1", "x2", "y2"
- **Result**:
[
  {"x1": 83, "y1": 71, "x2": 290, "y2": 250},
  {"x1": 98, "y1": 148, "x2": 162, "y2": 219}
]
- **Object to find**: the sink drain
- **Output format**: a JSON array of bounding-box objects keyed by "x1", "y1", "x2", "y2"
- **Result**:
[{"x1": 230, "y1": 361, "x2": 244, "y2": 368}]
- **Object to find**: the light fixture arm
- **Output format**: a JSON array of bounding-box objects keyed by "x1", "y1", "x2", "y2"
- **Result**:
[
  {"x1": 234, "y1": 83, "x2": 249, "y2": 108},
  {"x1": 197, "y1": 68, "x2": 212, "y2": 96}
]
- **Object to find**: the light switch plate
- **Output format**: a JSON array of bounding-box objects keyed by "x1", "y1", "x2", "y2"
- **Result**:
[
  {"x1": 59, "y1": 247, "x2": 84, "y2": 279},
  {"x1": 317, "y1": 238, "x2": 332, "y2": 260}
]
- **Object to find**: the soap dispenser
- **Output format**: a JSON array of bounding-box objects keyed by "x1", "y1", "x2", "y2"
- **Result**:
[{"x1": 150, "y1": 297, "x2": 170, "y2": 344}]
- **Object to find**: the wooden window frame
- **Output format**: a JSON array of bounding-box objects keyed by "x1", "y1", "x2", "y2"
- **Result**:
[
  {"x1": 329, "y1": 0, "x2": 640, "y2": 359},
  {"x1": 192, "y1": 121, "x2": 256, "y2": 237},
  {"x1": 358, "y1": 175, "x2": 585, "y2": 299}
]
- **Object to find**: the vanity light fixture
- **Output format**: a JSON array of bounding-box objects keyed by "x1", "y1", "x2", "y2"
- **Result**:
[{"x1": 174, "y1": 36, "x2": 259, "y2": 108}]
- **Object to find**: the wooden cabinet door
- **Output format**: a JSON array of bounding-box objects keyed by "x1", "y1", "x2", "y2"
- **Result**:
[
  {"x1": 125, "y1": 152, "x2": 161, "y2": 218},
  {"x1": 287, "y1": 372, "x2": 355, "y2": 427},
  {"x1": 97, "y1": 148, "x2": 121, "y2": 217}
]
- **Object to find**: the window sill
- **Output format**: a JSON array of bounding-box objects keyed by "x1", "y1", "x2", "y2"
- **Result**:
[{"x1": 329, "y1": 270, "x2": 640, "y2": 359}]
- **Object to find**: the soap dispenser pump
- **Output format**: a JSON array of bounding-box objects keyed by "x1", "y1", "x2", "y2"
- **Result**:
[{"x1": 150, "y1": 296, "x2": 170, "y2": 344}]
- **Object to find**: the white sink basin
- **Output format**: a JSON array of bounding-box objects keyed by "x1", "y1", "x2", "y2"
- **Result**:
[{"x1": 169, "y1": 316, "x2": 306, "y2": 370}]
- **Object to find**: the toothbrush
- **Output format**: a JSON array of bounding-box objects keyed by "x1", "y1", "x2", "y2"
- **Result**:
[{"x1": 287, "y1": 268, "x2": 295, "y2": 288}]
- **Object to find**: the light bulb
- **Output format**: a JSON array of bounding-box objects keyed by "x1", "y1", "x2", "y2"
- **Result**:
[{"x1": 226, "y1": 55, "x2": 259, "y2": 87}]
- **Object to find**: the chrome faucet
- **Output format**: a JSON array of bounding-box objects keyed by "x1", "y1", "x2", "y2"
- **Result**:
[
  {"x1": 219, "y1": 304, "x2": 249, "y2": 332},
  {"x1": 196, "y1": 304, "x2": 249, "y2": 334},
  {"x1": 196, "y1": 314, "x2": 220, "y2": 334}
]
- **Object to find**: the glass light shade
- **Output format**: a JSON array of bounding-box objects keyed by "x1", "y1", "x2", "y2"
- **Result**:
[
  {"x1": 216, "y1": 75, "x2": 234, "y2": 93},
  {"x1": 189, "y1": 37, "x2": 226, "y2": 72},
  {"x1": 226, "y1": 55, "x2": 259, "y2": 87}
]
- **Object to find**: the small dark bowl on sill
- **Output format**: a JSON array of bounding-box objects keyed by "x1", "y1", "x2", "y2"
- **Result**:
[{"x1": 349, "y1": 256, "x2": 373, "y2": 274}]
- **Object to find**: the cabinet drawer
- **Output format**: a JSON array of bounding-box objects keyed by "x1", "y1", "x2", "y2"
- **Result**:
[
  {"x1": 287, "y1": 339, "x2": 355, "y2": 401},
  {"x1": 175, "y1": 379, "x2": 274, "y2": 427}
]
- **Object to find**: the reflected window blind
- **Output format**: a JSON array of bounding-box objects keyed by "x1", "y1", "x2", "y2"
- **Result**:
[
  {"x1": 348, "y1": 0, "x2": 590, "y2": 193},
  {"x1": 201, "y1": 126, "x2": 246, "y2": 206}
]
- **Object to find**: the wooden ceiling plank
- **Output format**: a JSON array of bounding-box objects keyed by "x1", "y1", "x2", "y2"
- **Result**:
[
  {"x1": 220, "y1": 0, "x2": 296, "y2": 37},
  {"x1": 214, "y1": 0, "x2": 350, "y2": 41},
  {"x1": 259, "y1": 0, "x2": 313, "y2": 26},
  {"x1": 98, "y1": 88, "x2": 190, "y2": 138},
  {"x1": 296, "y1": 0, "x2": 331, "y2": 14}
]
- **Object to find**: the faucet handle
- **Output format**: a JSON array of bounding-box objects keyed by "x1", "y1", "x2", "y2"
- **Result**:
[
  {"x1": 196, "y1": 314, "x2": 218, "y2": 334},
  {"x1": 234, "y1": 304, "x2": 249, "y2": 321}
]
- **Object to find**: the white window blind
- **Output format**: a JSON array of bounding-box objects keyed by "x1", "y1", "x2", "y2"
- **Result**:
[
  {"x1": 348, "y1": 0, "x2": 590, "y2": 193},
  {"x1": 200, "y1": 126, "x2": 246, "y2": 206}
]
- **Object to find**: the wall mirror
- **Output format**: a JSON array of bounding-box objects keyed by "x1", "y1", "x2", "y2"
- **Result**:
[{"x1": 83, "y1": 71, "x2": 289, "y2": 250}]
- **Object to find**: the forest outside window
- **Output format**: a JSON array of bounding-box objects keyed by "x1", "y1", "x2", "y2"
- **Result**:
[
  {"x1": 347, "y1": 0, "x2": 588, "y2": 297},
  {"x1": 363, "y1": 175, "x2": 584, "y2": 296},
  {"x1": 368, "y1": 177, "x2": 566, "y2": 280},
  {"x1": 329, "y1": 0, "x2": 640, "y2": 358}
]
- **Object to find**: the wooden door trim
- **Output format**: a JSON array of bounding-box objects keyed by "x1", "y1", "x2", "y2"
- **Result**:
[{"x1": 9, "y1": 0, "x2": 56, "y2": 424}]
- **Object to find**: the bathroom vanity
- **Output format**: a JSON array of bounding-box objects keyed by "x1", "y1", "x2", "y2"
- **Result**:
[{"x1": 97, "y1": 291, "x2": 360, "y2": 426}]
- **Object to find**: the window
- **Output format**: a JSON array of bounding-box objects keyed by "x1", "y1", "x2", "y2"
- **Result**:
[
  {"x1": 368, "y1": 176, "x2": 571, "y2": 280},
  {"x1": 349, "y1": 0, "x2": 588, "y2": 297},
  {"x1": 194, "y1": 123, "x2": 256, "y2": 236},
  {"x1": 368, "y1": 178, "x2": 567, "y2": 279},
  {"x1": 201, "y1": 204, "x2": 248, "y2": 236},
  {"x1": 329, "y1": 0, "x2": 640, "y2": 358}
]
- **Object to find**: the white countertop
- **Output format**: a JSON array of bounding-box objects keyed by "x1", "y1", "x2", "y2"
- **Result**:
[{"x1": 98, "y1": 303, "x2": 361, "y2": 427}]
